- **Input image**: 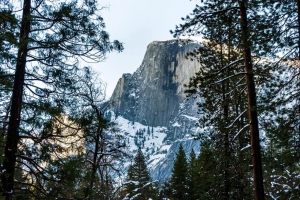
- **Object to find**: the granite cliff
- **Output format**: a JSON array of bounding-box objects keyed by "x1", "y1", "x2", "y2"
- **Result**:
[{"x1": 110, "y1": 40, "x2": 202, "y2": 180}]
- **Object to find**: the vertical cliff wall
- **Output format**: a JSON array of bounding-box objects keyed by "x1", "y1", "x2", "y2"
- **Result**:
[
  {"x1": 110, "y1": 40, "x2": 202, "y2": 180},
  {"x1": 110, "y1": 40, "x2": 200, "y2": 127}
]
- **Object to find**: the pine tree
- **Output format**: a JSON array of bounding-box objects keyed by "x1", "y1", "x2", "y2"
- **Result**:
[
  {"x1": 68, "y1": 68, "x2": 128, "y2": 199},
  {"x1": 124, "y1": 148, "x2": 154, "y2": 200},
  {"x1": 255, "y1": 1, "x2": 300, "y2": 198},
  {"x1": 185, "y1": 41, "x2": 252, "y2": 199},
  {"x1": 170, "y1": 144, "x2": 188, "y2": 199},
  {"x1": 187, "y1": 149, "x2": 197, "y2": 200},
  {"x1": 175, "y1": 5, "x2": 252, "y2": 199},
  {"x1": 172, "y1": 1, "x2": 268, "y2": 198},
  {"x1": 0, "y1": 0, "x2": 123, "y2": 198},
  {"x1": 195, "y1": 142, "x2": 223, "y2": 199},
  {"x1": 158, "y1": 181, "x2": 173, "y2": 200}
]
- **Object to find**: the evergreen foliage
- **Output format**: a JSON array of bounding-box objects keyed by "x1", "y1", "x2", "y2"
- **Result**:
[
  {"x1": 169, "y1": 0, "x2": 300, "y2": 199},
  {"x1": 0, "y1": 0, "x2": 123, "y2": 198},
  {"x1": 3, "y1": 0, "x2": 300, "y2": 199},
  {"x1": 173, "y1": 1, "x2": 253, "y2": 197},
  {"x1": 193, "y1": 142, "x2": 221, "y2": 199},
  {"x1": 170, "y1": 144, "x2": 188, "y2": 199},
  {"x1": 257, "y1": 1, "x2": 300, "y2": 198},
  {"x1": 124, "y1": 148, "x2": 154, "y2": 200},
  {"x1": 171, "y1": 0, "x2": 272, "y2": 199},
  {"x1": 69, "y1": 68, "x2": 129, "y2": 199},
  {"x1": 187, "y1": 149, "x2": 197, "y2": 200}
]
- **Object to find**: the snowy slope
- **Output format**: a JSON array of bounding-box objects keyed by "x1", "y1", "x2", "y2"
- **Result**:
[{"x1": 110, "y1": 111, "x2": 200, "y2": 181}]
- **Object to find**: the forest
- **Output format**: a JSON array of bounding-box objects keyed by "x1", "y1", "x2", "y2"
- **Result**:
[{"x1": 0, "y1": 0, "x2": 300, "y2": 199}]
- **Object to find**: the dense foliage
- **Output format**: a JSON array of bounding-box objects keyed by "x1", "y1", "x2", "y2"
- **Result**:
[
  {"x1": 170, "y1": 144, "x2": 188, "y2": 199},
  {"x1": 169, "y1": 0, "x2": 300, "y2": 199},
  {"x1": 0, "y1": 0, "x2": 125, "y2": 199},
  {"x1": 2, "y1": 0, "x2": 300, "y2": 199},
  {"x1": 123, "y1": 148, "x2": 155, "y2": 200}
]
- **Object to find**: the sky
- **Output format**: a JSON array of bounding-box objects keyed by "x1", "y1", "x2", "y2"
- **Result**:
[{"x1": 88, "y1": 0, "x2": 197, "y2": 98}]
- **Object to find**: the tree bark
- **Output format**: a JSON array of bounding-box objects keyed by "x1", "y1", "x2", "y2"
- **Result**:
[
  {"x1": 223, "y1": 97, "x2": 230, "y2": 200},
  {"x1": 297, "y1": 0, "x2": 300, "y2": 140},
  {"x1": 220, "y1": 43, "x2": 230, "y2": 200},
  {"x1": 239, "y1": 0, "x2": 265, "y2": 199},
  {"x1": 297, "y1": 0, "x2": 300, "y2": 60},
  {"x1": 85, "y1": 108, "x2": 104, "y2": 198},
  {"x1": 86, "y1": 127, "x2": 101, "y2": 197},
  {"x1": 1, "y1": 0, "x2": 31, "y2": 199}
]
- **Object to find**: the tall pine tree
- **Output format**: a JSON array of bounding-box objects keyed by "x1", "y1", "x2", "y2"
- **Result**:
[
  {"x1": 170, "y1": 144, "x2": 188, "y2": 200},
  {"x1": 171, "y1": 1, "x2": 270, "y2": 198},
  {"x1": 0, "y1": 0, "x2": 123, "y2": 198},
  {"x1": 258, "y1": 1, "x2": 300, "y2": 198},
  {"x1": 187, "y1": 149, "x2": 198, "y2": 200},
  {"x1": 124, "y1": 148, "x2": 154, "y2": 200}
]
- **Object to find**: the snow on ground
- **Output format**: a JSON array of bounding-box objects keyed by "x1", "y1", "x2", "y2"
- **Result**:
[
  {"x1": 109, "y1": 111, "x2": 201, "y2": 180},
  {"x1": 110, "y1": 112, "x2": 168, "y2": 168}
]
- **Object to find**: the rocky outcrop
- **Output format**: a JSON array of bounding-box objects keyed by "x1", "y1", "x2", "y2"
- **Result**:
[
  {"x1": 110, "y1": 40, "x2": 201, "y2": 128},
  {"x1": 110, "y1": 40, "x2": 202, "y2": 180}
]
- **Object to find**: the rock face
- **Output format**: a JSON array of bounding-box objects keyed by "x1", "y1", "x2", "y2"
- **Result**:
[
  {"x1": 111, "y1": 40, "x2": 200, "y2": 127},
  {"x1": 110, "y1": 40, "x2": 202, "y2": 180}
]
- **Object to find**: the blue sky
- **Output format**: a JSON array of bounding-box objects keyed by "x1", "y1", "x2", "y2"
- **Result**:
[{"x1": 89, "y1": 0, "x2": 197, "y2": 98}]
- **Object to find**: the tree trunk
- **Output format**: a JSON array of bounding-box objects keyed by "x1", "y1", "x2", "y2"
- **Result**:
[
  {"x1": 85, "y1": 128, "x2": 101, "y2": 198},
  {"x1": 1, "y1": 0, "x2": 31, "y2": 199},
  {"x1": 237, "y1": 96, "x2": 245, "y2": 198},
  {"x1": 220, "y1": 43, "x2": 230, "y2": 200},
  {"x1": 297, "y1": 0, "x2": 300, "y2": 61},
  {"x1": 223, "y1": 103, "x2": 230, "y2": 200},
  {"x1": 85, "y1": 109, "x2": 104, "y2": 198},
  {"x1": 297, "y1": 0, "x2": 300, "y2": 142},
  {"x1": 239, "y1": 0, "x2": 265, "y2": 199}
]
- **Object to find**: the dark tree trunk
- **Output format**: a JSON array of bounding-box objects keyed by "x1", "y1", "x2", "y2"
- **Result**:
[
  {"x1": 221, "y1": 44, "x2": 230, "y2": 200},
  {"x1": 237, "y1": 96, "x2": 245, "y2": 198},
  {"x1": 1, "y1": 0, "x2": 31, "y2": 199},
  {"x1": 239, "y1": 0, "x2": 265, "y2": 199},
  {"x1": 85, "y1": 109, "x2": 104, "y2": 198},
  {"x1": 297, "y1": 0, "x2": 300, "y2": 140},
  {"x1": 223, "y1": 100, "x2": 230, "y2": 200},
  {"x1": 297, "y1": 0, "x2": 300, "y2": 60}
]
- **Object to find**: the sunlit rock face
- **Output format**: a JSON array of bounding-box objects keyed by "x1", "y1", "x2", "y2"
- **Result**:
[{"x1": 110, "y1": 40, "x2": 202, "y2": 180}]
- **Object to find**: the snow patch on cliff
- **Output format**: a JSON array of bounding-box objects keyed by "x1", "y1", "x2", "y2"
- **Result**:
[{"x1": 111, "y1": 112, "x2": 168, "y2": 165}]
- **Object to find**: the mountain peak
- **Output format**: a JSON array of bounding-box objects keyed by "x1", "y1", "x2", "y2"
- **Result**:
[
  {"x1": 110, "y1": 40, "x2": 201, "y2": 180},
  {"x1": 111, "y1": 40, "x2": 200, "y2": 127}
]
